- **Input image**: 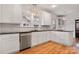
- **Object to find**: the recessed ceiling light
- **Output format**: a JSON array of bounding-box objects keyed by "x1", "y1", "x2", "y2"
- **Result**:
[{"x1": 52, "y1": 5, "x2": 57, "y2": 8}]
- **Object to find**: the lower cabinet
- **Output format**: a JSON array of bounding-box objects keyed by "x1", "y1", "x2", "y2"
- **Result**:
[
  {"x1": 0, "y1": 31, "x2": 73, "y2": 53},
  {"x1": 50, "y1": 31, "x2": 74, "y2": 46},
  {"x1": 31, "y1": 32, "x2": 49, "y2": 47},
  {"x1": 0, "y1": 33, "x2": 20, "y2": 54},
  {"x1": 31, "y1": 31, "x2": 74, "y2": 47}
]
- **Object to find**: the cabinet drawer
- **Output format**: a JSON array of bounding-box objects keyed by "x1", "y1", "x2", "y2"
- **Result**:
[
  {"x1": 1, "y1": 34, "x2": 19, "y2": 40},
  {"x1": 0, "y1": 33, "x2": 19, "y2": 54}
]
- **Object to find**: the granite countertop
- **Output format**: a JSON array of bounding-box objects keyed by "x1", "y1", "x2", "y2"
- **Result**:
[
  {"x1": 0, "y1": 27, "x2": 73, "y2": 34},
  {"x1": 0, "y1": 28, "x2": 34, "y2": 34}
]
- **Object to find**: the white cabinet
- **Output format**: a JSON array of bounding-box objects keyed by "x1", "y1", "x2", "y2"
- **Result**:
[
  {"x1": 46, "y1": 31, "x2": 52, "y2": 41},
  {"x1": 31, "y1": 32, "x2": 49, "y2": 47},
  {"x1": 31, "y1": 32, "x2": 44, "y2": 47},
  {"x1": 0, "y1": 33, "x2": 20, "y2": 54},
  {"x1": 0, "y1": 5, "x2": 1, "y2": 17},
  {"x1": 13, "y1": 5, "x2": 22, "y2": 23},
  {"x1": 31, "y1": 31, "x2": 74, "y2": 47},
  {"x1": 50, "y1": 31, "x2": 74, "y2": 46},
  {"x1": 31, "y1": 32, "x2": 38, "y2": 47},
  {"x1": 50, "y1": 31, "x2": 59, "y2": 42},
  {"x1": 40, "y1": 11, "x2": 52, "y2": 25},
  {"x1": 0, "y1": 5, "x2": 2, "y2": 23},
  {"x1": 0, "y1": 4, "x2": 22, "y2": 23},
  {"x1": 39, "y1": 32, "x2": 48, "y2": 43}
]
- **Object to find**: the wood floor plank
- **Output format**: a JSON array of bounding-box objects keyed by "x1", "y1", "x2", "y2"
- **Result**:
[{"x1": 17, "y1": 41, "x2": 77, "y2": 54}]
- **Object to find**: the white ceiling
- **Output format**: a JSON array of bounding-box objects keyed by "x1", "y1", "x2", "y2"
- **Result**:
[
  {"x1": 22, "y1": 4, "x2": 79, "y2": 15},
  {"x1": 38, "y1": 4, "x2": 79, "y2": 15}
]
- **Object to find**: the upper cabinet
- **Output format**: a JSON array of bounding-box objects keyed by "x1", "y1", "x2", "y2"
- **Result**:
[
  {"x1": 0, "y1": 5, "x2": 2, "y2": 21},
  {"x1": 0, "y1": 4, "x2": 22, "y2": 23},
  {"x1": 40, "y1": 11, "x2": 52, "y2": 25}
]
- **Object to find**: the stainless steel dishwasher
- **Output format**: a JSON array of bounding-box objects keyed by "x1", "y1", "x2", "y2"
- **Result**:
[{"x1": 20, "y1": 32, "x2": 31, "y2": 50}]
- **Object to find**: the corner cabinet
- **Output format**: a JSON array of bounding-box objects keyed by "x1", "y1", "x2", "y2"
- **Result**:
[
  {"x1": 0, "y1": 4, "x2": 22, "y2": 23},
  {"x1": 0, "y1": 33, "x2": 20, "y2": 54}
]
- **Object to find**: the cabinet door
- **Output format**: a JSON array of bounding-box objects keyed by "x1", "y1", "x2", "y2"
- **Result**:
[
  {"x1": 0, "y1": 5, "x2": 2, "y2": 23},
  {"x1": 37, "y1": 32, "x2": 47, "y2": 44},
  {"x1": 2, "y1": 5, "x2": 14, "y2": 23},
  {"x1": 42, "y1": 32, "x2": 49, "y2": 43},
  {"x1": 31, "y1": 32, "x2": 43, "y2": 47},
  {"x1": 31, "y1": 32, "x2": 49, "y2": 47},
  {"x1": 50, "y1": 31, "x2": 58, "y2": 42},
  {"x1": 46, "y1": 31, "x2": 51, "y2": 41},
  {"x1": 31, "y1": 32, "x2": 39, "y2": 47},
  {"x1": 40, "y1": 11, "x2": 51, "y2": 25},
  {"x1": 0, "y1": 34, "x2": 19, "y2": 54},
  {"x1": 51, "y1": 31, "x2": 73, "y2": 46},
  {"x1": 13, "y1": 4, "x2": 22, "y2": 23},
  {"x1": 37, "y1": 31, "x2": 51, "y2": 43},
  {"x1": 1, "y1": 4, "x2": 22, "y2": 23}
]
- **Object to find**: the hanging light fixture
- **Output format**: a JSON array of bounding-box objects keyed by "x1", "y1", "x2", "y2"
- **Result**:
[{"x1": 31, "y1": 4, "x2": 40, "y2": 17}]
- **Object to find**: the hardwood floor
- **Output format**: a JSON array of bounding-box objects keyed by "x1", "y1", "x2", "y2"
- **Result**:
[{"x1": 17, "y1": 41, "x2": 77, "y2": 54}]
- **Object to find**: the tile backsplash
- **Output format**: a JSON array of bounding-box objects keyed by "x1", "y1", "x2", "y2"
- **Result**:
[
  {"x1": 0, "y1": 23, "x2": 20, "y2": 28},
  {"x1": 0, "y1": 23, "x2": 20, "y2": 32}
]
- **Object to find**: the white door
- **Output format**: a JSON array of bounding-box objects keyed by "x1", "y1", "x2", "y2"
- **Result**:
[{"x1": 0, "y1": 33, "x2": 20, "y2": 54}]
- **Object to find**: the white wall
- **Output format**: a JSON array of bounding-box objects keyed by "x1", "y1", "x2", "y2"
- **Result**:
[
  {"x1": 51, "y1": 10, "x2": 79, "y2": 38},
  {"x1": 62, "y1": 11, "x2": 79, "y2": 38}
]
